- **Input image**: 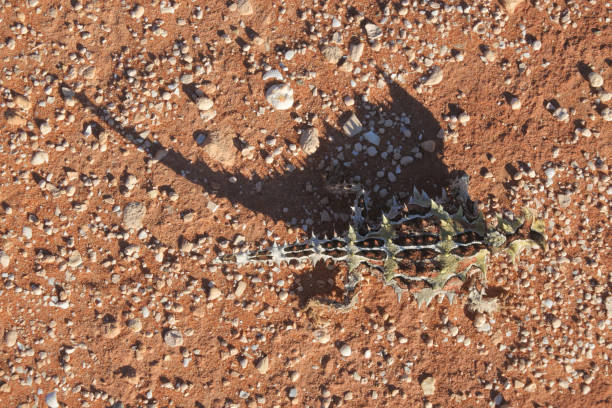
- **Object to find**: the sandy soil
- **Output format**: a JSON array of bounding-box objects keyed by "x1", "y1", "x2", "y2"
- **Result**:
[{"x1": 0, "y1": 0, "x2": 610, "y2": 407}]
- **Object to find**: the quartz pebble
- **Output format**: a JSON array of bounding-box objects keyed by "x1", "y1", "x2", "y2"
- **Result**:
[
  {"x1": 348, "y1": 41, "x2": 364, "y2": 62},
  {"x1": 255, "y1": 355, "x2": 269, "y2": 373},
  {"x1": 164, "y1": 329, "x2": 184, "y2": 347},
  {"x1": 123, "y1": 202, "x2": 146, "y2": 230},
  {"x1": 130, "y1": 4, "x2": 145, "y2": 19},
  {"x1": 265, "y1": 83, "x2": 294, "y2": 110},
  {"x1": 196, "y1": 96, "x2": 214, "y2": 111},
  {"x1": 14, "y1": 94, "x2": 31, "y2": 110},
  {"x1": 339, "y1": 343, "x2": 351, "y2": 357},
  {"x1": 364, "y1": 23, "x2": 382, "y2": 40},
  {"x1": 299, "y1": 127, "x2": 320, "y2": 155},
  {"x1": 420, "y1": 140, "x2": 436, "y2": 153},
  {"x1": 236, "y1": 0, "x2": 253, "y2": 15},
  {"x1": 208, "y1": 287, "x2": 222, "y2": 301},
  {"x1": 423, "y1": 66, "x2": 443, "y2": 86},
  {"x1": 4, "y1": 329, "x2": 17, "y2": 347},
  {"x1": 0, "y1": 251, "x2": 9, "y2": 268},
  {"x1": 321, "y1": 45, "x2": 342, "y2": 64},
  {"x1": 39, "y1": 121, "x2": 52, "y2": 135},
  {"x1": 420, "y1": 375, "x2": 436, "y2": 396},
  {"x1": 45, "y1": 391, "x2": 59, "y2": 408},
  {"x1": 510, "y1": 97, "x2": 521, "y2": 110},
  {"x1": 31, "y1": 151, "x2": 49, "y2": 165},
  {"x1": 363, "y1": 130, "x2": 380, "y2": 146},
  {"x1": 588, "y1": 71, "x2": 604, "y2": 88},
  {"x1": 501, "y1": 0, "x2": 524, "y2": 14}
]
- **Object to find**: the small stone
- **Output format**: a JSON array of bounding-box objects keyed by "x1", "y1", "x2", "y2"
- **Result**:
[
  {"x1": 180, "y1": 73, "x2": 193, "y2": 84},
  {"x1": 420, "y1": 140, "x2": 435, "y2": 152},
  {"x1": 313, "y1": 329, "x2": 330, "y2": 344},
  {"x1": 101, "y1": 322, "x2": 121, "y2": 339},
  {"x1": 524, "y1": 383, "x2": 537, "y2": 392},
  {"x1": 67, "y1": 250, "x2": 82, "y2": 268},
  {"x1": 420, "y1": 375, "x2": 436, "y2": 396},
  {"x1": 501, "y1": 0, "x2": 524, "y2": 14},
  {"x1": 342, "y1": 113, "x2": 363, "y2": 137},
  {"x1": 237, "y1": 0, "x2": 253, "y2": 15},
  {"x1": 14, "y1": 94, "x2": 31, "y2": 110},
  {"x1": 288, "y1": 387, "x2": 298, "y2": 399},
  {"x1": 130, "y1": 4, "x2": 145, "y2": 19},
  {"x1": 45, "y1": 391, "x2": 59, "y2": 408},
  {"x1": 553, "y1": 107, "x2": 569, "y2": 122},
  {"x1": 0, "y1": 251, "x2": 9, "y2": 268},
  {"x1": 321, "y1": 45, "x2": 343, "y2": 64},
  {"x1": 6, "y1": 111, "x2": 27, "y2": 127},
  {"x1": 39, "y1": 121, "x2": 52, "y2": 135},
  {"x1": 208, "y1": 287, "x2": 222, "y2": 301},
  {"x1": 600, "y1": 107, "x2": 612, "y2": 121},
  {"x1": 423, "y1": 66, "x2": 443, "y2": 86},
  {"x1": 262, "y1": 69, "x2": 283, "y2": 82},
  {"x1": 473, "y1": 313, "x2": 486, "y2": 328},
  {"x1": 201, "y1": 131, "x2": 238, "y2": 167},
  {"x1": 82, "y1": 66, "x2": 96, "y2": 80},
  {"x1": 255, "y1": 355, "x2": 269, "y2": 374},
  {"x1": 196, "y1": 96, "x2": 214, "y2": 111},
  {"x1": 588, "y1": 72, "x2": 604, "y2": 88},
  {"x1": 364, "y1": 23, "x2": 382, "y2": 40},
  {"x1": 458, "y1": 112, "x2": 470, "y2": 125},
  {"x1": 510, "y1": 97, "x2": 521, "y2": 110},
  {"x1": 339, "y1": 343, "x2": 351, "y2": 357},
  {"x1": 299, "y1": 127, "x2": 319, "y2": 155},
  {"x1": 124, "y1": 174, "x2": 138, "y2": 190},
  {"x1": 163, "y1": 329, "x2": 183, "y2": 347},
  {"x1": 265, "y1": 83, "x2": 294, "y2": 110},
  {"x1": 348, "y1": 41, "x2": 364, "y2": 62},
  {"x1": 605, "y1": 296, "x2": 612, "y2": 319},
  {"x1": 363, "y1": 130, "x2": 380, "y2": 146},
  {"x1": 123, "y1": 202, "x2": 146, "y2": 230},
  {"x1": 582, "y1": 384, "x2": 591, "y2": 395},
  {"x1": 234, "y1": 281, "x2": 247, "y2": 298},
  {"x1": 551, "y1": 317, "x2": 562, "y2": 329},
  {"x1": 4, "y1": 329, "x2": 17, "y2": 347},
  {"x1": 126, "y1": 318, "x2": 142, "y2": 332},
  {"x1": 31, "y1": 151, "x2": 49, "y2": 165}
]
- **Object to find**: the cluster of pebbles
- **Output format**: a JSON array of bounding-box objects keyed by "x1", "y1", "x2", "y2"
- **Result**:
[{"x1": 0, "y1": 1, "x2": 610, "y2": 408}]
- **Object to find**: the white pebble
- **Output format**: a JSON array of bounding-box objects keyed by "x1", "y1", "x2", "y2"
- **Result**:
[
  {"x1": 339, "y1": 343, "x2": 351, "y2": 357},
  {"x1": 265, "y1": 83, "x2": 294, "y2": 110}
]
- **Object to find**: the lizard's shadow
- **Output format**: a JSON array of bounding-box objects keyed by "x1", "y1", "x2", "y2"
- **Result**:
[{"x1": 73, "y1": 77, "x2": 448, "y2": 228}]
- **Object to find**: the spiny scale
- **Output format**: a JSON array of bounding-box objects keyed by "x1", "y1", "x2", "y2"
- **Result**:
[{"x1": 217, "y1": 186, "x2": 546, "y2": 310}]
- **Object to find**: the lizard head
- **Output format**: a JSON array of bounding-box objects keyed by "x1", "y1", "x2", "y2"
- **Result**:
[{"x1": 485, "y1": 208, "x2": 547, "y2": 262}]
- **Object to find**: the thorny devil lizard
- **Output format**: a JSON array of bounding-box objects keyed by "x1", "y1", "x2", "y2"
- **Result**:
[{"x1": 215, "y1": 176, "x2": 547, "y2": 312}]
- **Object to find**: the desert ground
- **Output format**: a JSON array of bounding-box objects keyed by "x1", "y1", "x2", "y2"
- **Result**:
[{"x1": 0, "y1": 0, "x2": 610, "y2": 407}]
